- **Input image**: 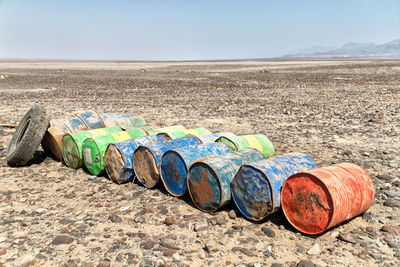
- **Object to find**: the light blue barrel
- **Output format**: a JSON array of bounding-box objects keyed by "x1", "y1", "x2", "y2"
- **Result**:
[
  {"x1": 160, "y1": 142, "x2": 232, "y2": 197},
  {"x1": 78, "y1": 110, "x2": 105, "y2": 129},
  {"x1": 187, "y1": 149, "x2": 264, "y2": 212},
  {"x1": 194, "y1": 132, "x2": 236, "y2": 143},
  {"x1": 231, "y1": 152, "x2": 316, "y2": 221},
  {"x1": 99, "y1": 113, "x2": 132, "y2": 121},
  {"x1": 104, "y1": 135, "x2": 167, "y2": 184},
  {"x1": 64, "y1": 117, "x2": 89, "y2": 133},
  {"x1": 133, "y1": 135, "x2": 203, "y2": 189}
]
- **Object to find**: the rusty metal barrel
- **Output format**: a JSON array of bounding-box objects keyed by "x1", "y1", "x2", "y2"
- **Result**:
[
  {"x1": 62, "y1": 126, "x2": 122, "y2": 169},
  {"x1": 104, "y1": 135, "x2": 167, "y2": 184},
  {"x1": 157, "y1": 127, "x2": 211, "y2": 140},
  {"x1": 78, "y1": 110, "x2": 105, "y2": 129},
  {"x1": 194, "y1": 132, "x2": 236, "y2": 143},
  {"x1": 281, "y1": 163, "x2": 375, "y2": 235},
  {"x1": 231, "y1": 153, "x2": 316, "y2": 221},
  {"x1": 187, "y1": 149, "x2": 264, "y2": 212},
  {"x1": 160, "y1": 142, "x2": 232, "y2": 197},
  {"x1": 144, "y1": 125, "x2": 186, "y2": 136},
  {"x1": 216, "y1": 134, "x2": 275, "y2": 158},
  {"x1": 133, "y1": 135, "x2": 203, "y2": 189},
  {"x1": 82, "y1": 128, "x2": 148, "y2": 175}
]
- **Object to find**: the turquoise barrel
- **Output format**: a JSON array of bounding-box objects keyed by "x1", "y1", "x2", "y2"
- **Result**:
[
  {"x1": 160, "y1": 142, "x2": 232, "y2": 197},
  {"x1": 231, "y1": 153, "x2": 316, "y2": 221},
  {"x1": 104, "y1": 135, "x2": 167, "y2": 184},
  {"x1": 78, "y1": 110, "x2": 105, "y2": 129},
  {"x1": 187, "y1": 149, "x2": 264, "y2": 212},
  {"x1": 133, "y1": 135, "x2": 203, "y2": 189},
  {"x1": 99, "y1": 113, "x2": 132, "y2": 120}
]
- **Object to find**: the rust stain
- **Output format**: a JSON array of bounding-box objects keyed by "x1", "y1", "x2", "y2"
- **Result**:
[
  {"x1": 165, "y1": 158, "x2": 182, "y2": 182},
  {"x1": 190, "y1": 166, "x2": 216, "y2": 207}
]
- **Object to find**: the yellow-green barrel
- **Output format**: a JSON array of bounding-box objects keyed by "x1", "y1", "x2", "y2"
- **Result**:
[{"x1": 216, "y1": 134, "x2": 275, "y2": 158}]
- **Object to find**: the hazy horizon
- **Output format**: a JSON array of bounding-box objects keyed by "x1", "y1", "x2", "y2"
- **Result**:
[{"x1": 1, "y1": 0, "x2": 399, "y2": 61}]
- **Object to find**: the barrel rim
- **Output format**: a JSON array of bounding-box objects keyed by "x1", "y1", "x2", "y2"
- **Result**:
[
  {"x1": 160, "y1": 149, "x2": 189, "y2": 197},
  {"x1": 63, "y1": 116, "x2": 88, "y2": 134},
  {"x1": 281, "y1": 171, "x2": 335, "y2": 235},
  {"x1": 187, "y1": 161, "x2": 224, "y2": 213},
  {"x1": 104, "y1": 143, "x2": 127, "y2": 184},
  {"x1": 231, "y1": 163, "x2": 275, "y2": 222},
  {"x1": 215, "y1": 136, "x2": 239, "y2": 150}
]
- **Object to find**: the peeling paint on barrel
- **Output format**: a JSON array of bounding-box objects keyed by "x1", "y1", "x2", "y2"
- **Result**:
[
  {"x1": 231, "y1": 153, "x2": 316, "y2": 221},
  {"x1": 62, "y1": 126, "x2": 122, "y2": 169},
  {"x1": 104, "y1": 135, "x2": 167, "y2": 184},
  {"x1": 187, "y1": 149, "x2": 264, "y2": 212},
  {"x1": 78, "y1": 110, "x2": 105, "y2": 130},
  {"x1": 160, "y1": 142, "x2": 232, "y2": 197},
  {"x1": 99, "y1": 113, "x2": 132, "y2": 121},
  {"x1": 281, "y1": 163, "x2": 375, "y2": 234},
  {"x1": 133, "y1": 135, "x2": 203, "y2": 188},
  {"x1": 64, "y1": 117, "x2": 89, "y2": 133}
]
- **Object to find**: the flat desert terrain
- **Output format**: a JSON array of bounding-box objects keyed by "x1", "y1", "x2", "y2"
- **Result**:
[{"x1": 0, "y1": 60, "x2": 399, "y2": 267}]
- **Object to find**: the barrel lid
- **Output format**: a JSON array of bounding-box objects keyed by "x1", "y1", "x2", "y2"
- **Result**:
[
  {"x1": 281, "y1": 172, "x2": 334, "y2": 235},
  {"x1": 133, "y1": 146, "x2": 160, "y2": 188},
  {"x1": 160, "y1": 150, "x2": 188, "y2": 197},
  {"x1": 104, "y1": 144, "x2": 126, "y2": 184},
  {"x1": 82, "y1": 137, "x2": 104, "y2": 175},
  {"x1": 62, "y1": 134, "x2": 81, "y2": 169}
]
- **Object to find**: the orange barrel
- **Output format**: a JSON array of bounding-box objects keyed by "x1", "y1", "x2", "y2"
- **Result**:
[{"x1": 281, "y1": 163, "x2": 375, "y2": 235}]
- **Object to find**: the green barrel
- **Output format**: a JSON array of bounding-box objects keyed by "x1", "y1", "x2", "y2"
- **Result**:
[
  {"x1": 62, "y1": 126, "x2": 122, "y2": 169},
  {"x1": 157, "y1": 127, "x2": 211, "y2": 139},
  {"x1": 145, "y1": 125, "x2": 187, "y2": 136},
  {"x1": 103, "y1": 116, "x2": 147, "y2": 129},
  {"x1": 217, "y1": 134, "x2": 275, "y2": 158},
  {"x1": 82, "y1": 129, "x2": 147, "y2": 175}
]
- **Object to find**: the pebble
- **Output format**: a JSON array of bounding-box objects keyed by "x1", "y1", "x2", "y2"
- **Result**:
[
  {"x1": 0, "y1": 249, "x2": 6, "y2": 256},
  {"x1": 261, "y1": 227, "x2": 276, "y2": 237},
  {"x1": 307, "y1": 244, "x2": 321, "y2": 255},
  {"x1": 296, "y1": 260, "x2": 315, "y2": 267},
  {"x1": 165, "y1": 216, "x2": 175, "y2": 226},
  {"x1": 163, "y1": 249, "x2": 176, "y2": 257},
  {"x1": 384, "y1": 236, "x2": 394, "y2": 242},
  {"x1": 358, "y1": 236, "x2": 374, "y2": 243},
  {"x1": 0, "y1": 237, "x2": 6, "y2": 243},
  {"x1": 387, "y1": 242, "x2": 400, "y2": 249},
  {"x1": 377, "y1": 174, "x2": 392, "y2": 181},
  {"x1": 36, "y1": 208, "x2": 47, "y2": 213},
  {"x1": 338, "y1": 233, "x2": 357, "y2": 244},
  {"x1": 108, "y1": 213, "x2": 122, "y2": 223},
  {"x1": 51, "y1": 235, "x2": 74, "y2": 245},
  {"x1": 13, "y1": 254, "x2": 35, "y2": 267},
  {"x1": 198, "y1": 251, "x2": 206, "y2": 259},
  {"x1": 172, "y1": 254, "x2": 180, "y2": 262},
  {"x1": 194, "y1": 221, "x2": 208, "y2": 232},
  {"x1": 119, "y1": 206, "x2": 130, "y2": 212},
  {"x1": 160, "y1": 238, "x2": 179, "y2": 250},
  {"x1": 383, "y1": 199, "x2": 400, "y2": 208},
  {"x1": 228, "y1": 210, "x2": 236, "y2": 219},
  {"x1": 142, "y1": 241, "x2": 154, "y2": 250},
  {"x1": 381, "y1": 225, "x2": 400, "y2": 234}
]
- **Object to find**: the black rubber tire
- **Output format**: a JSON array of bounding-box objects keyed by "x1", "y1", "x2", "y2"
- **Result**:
[{"x1": 7, "y1": 105, "x2": 50, "y2": 166}]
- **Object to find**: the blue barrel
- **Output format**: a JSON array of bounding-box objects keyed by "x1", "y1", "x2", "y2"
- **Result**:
[
  {"x1": 99, "y1": 113, "x2": 132, "y2": 121},
  {"x1": 78, "y1": 110, "x2": 105, "y2": 129},
  {"x1": 133, "y1": 135, "x2": 203, "y2": 189},
  {"x1": 231, "y1": 152, "x2": 316, "y2": 221},
  {"x1": 104, "y1": 135, "x2": 167, "y2": 184},
  {"x1": 160, "y1": 142, "x2": 232, "y2": 197},
  {"x1": 187, "y1": 148, "x2": 264, "y2": 212},
  {"x1": 64, "y1": 117, "x2": 89, "y2": 133}
]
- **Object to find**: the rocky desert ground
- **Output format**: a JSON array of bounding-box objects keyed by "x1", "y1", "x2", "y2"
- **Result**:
[{"x1": 0, "y1": 60, "x2": 399, "y2": 267}]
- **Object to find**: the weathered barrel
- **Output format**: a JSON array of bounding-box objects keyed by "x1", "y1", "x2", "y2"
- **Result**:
[
  {"x1": 104, "y1": 135, "x2": 167, "y2": 184},
  {"x1": 82, "y1": 129, "x2": 148, "y2": 175},
  {"x1": 62, "y1": 126, "x2": 122, "y2": 169},
  {"x1": 281, "y1": 163, "x2": 375, "y2": 235},
  {"x1": 187, "y1": 149, "x2": 264, "y2": 212},
  {"x1": 194, "y1": 132, "x2": 236, "y2": 143},
  {"x1": 63, "y1": 116, "x2": 89, "y2": 133},
  {"x1": 41, "y1": 120, "x2": 73, "y2": 160},
  {"x1": 144, "y1": 125, "x2": 186, "y2": 136},
  {"x1": 103, "y1": 116, "x2": 147, "y2": 129},
  {"x1": 157, "y1": 128, "x2": 211, "y2": 140},
  {"x1": 217, "y1": 134, "x2": 275, "y2": 158},
  {"x1": 133, "y1": 135, "x2": 203, "y2": 189},
  {"x1": 78, "y1": 110, "x2": 105, "y2": 129},
  {"x1": 231, "y1": 153, "x2": 316, "y2": 221},
  {"x1": 160, "y1": 142, "x2": 232, "y2": 197},
  {"x1": 99, "y1": 113, "x2": 132, "y2": 121}
]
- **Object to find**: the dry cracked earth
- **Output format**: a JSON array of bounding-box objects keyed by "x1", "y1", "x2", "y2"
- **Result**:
[{"x1": 0, "y1": 60, "x2": 399, "y2": 267}]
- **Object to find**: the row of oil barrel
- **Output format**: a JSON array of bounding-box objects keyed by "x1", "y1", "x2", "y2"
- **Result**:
[{"x1": 43, "y1": 111, "x2": 375, "y2": 235}]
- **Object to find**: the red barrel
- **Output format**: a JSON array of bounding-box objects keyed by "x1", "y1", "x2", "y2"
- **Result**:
[{"x1": 281, "y1": 163, "x2": 375, "y2": 235}]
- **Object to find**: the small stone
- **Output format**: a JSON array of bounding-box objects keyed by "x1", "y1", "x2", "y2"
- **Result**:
[
  {"x1": 13, "y1": 254, "x2": 35, "y2": 267},
  {"x1": 365, "y1": 226, "x2": 375, "y2": 233},
  {"x1": 387, "y1": 242, "x2": 400, "y2": 249},
  {"x1": 384, "y1": 236, "x2": 394, "y2": 242},
  {"x1": 97, "y1": 262, "x2": 110, "y2": 267},
  {"x1": 0, "y1": 237, "x2": 6, "y2": 243},
  {"x1": 36, "y1": 208, "x2": 47, "y2": 213},
  {"x1": 119, "y1": 206, "x2": 130, "y2": 212},
  {"x1": 0, "y1": 249, "x2": 6, "y2": 256},
  {"x1": 228, "y1": 210, "x2": 236, "y2": 219},
  {"x1": 330, "y1": 231, "x2": 340, "y2": 238},
  {"x1": 261, "y1": 227, "x2": 275, "y2": 237},
  {"x1": 194, "y1": 221, "x2": 208, "y2": 232},
  {"x1": 307, "y1": 244, "x2": 321, "y2": 255},
  {"x1": 54, "y1": 244, "x2": 71, "y2": 251},
  {"x1": 165, "y1": 216, "x2": 175, "y2": 226},
  {"x1": 296, "y1": 260, "x2": 315, "y2": 267},
  {"x1": 172, "y1": 254, "x2": 180, "y2": 262},
  {"x1": 338, "y1": 233, "x2": 357, "y2": 244},
  {"x1": 160, "y1": 238, "x2": 179, "y2": 250},
  {"x1": 163, "y1": 249, "x2": 176, "y2": 257},
  {"x1": 271, "y1": 264, "x2": 283, "y2": 267},
  {"x1": 108, "y1": 213, "x2": 122, "y2": 223},
  {"x1": 135, "y1": 215, "x2": 145, "y2": 224},
  {"x1": 381, "y1": 225, "x2": 400, "y2": 234},
  {"x1": 383, "y1": 199, "x2": 400, "y2": 208},
  {"x1": 142, "y1": 241, "x2": 155, "y2": 250},
  {"x1": 198, "y1": 251, "x2": 206, "y2": 259},
  {"x1": 51, "y1": 235, "x2": 74, "y2": 245},
  {"x1": 216, "y1": 216, "x2": 227, "y2": 225},
  {"x1": 362, "y1": 212, "x2": 373, "y2": 222},
  {"x1": 358, "y1": 236, "x2": 374, "y2": 243},
  {"x1": 376, "y1": 174, "x2": 392, "y2": 181}
]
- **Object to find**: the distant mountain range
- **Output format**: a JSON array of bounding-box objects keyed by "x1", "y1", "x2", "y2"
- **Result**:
[{"x1": 283, "y1": 39, "x2": 400, "y2": 59}]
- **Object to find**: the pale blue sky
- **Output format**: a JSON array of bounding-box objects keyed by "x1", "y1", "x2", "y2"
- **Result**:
[{"x1": 0, "y1": 0, "x2": 399, "y2": 60}]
